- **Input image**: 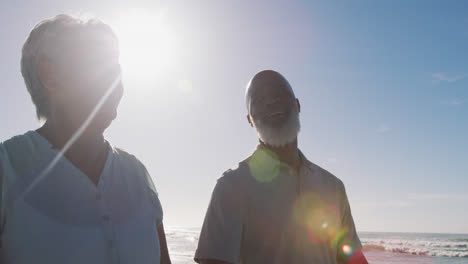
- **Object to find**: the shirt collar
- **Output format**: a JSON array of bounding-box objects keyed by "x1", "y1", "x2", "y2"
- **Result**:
[{"x1": 254, "y1": 144, "x2": 313, "y2": 172}]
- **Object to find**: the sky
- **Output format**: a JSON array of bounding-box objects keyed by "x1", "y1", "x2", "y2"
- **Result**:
[{"x1": 1, "y1": 0, "x2": 467, "y2": 234}]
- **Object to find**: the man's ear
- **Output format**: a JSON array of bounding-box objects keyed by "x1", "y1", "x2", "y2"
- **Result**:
[
  {"x1": 38, "y1": 58, "x2": 59, "y2": 93},
  {"x1": 247, "y1": 114, "x2": 254, "y2": 127},
  {"x1": 296, "y1": 98, "x2": 301, "y2": 113}
]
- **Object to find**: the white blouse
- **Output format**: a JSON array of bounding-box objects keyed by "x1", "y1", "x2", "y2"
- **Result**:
[{"x1": 0, "y1": 131, "x2": 163, "y2": 264}]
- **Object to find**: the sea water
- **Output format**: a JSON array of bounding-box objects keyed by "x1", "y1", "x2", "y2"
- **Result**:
[
  {"x1": 360, "y1": 232, "x2": 468, "y2": 264},
  {"x1": 165, "y1": 227, "x2": 468, "y2": 264}
]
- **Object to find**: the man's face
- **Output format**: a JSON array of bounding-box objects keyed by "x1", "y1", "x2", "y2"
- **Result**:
[
  {"x1": 248, "y1": 75, "x2": 300, "y2": 147},
  {"x1": 249, "y1": 78, "x2": 297, "y2": 128},
  {"x1": 54, "y1": 33, "x2": 123, "y2": 132}
]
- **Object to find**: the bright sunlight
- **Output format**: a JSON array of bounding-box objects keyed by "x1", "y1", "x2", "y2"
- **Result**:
[{"x1": 113, "y1": 9, "x2": 179, "y2": 83}]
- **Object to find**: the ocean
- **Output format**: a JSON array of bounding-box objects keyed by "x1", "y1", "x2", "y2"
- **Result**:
[{"x1": 165, "y1": 227, "x2": 468, "y2": 264}]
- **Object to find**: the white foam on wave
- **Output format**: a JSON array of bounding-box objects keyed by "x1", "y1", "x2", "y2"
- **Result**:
[
  {"x1": 361, "y1": 236, "x2": 468, "y2": 258},
  {"x1": 164, "y1": 228, "x2": 468, "y2": 263}
]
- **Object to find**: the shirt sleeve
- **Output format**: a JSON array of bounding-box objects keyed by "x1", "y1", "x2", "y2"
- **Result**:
[
  {"x1": 139, "y1": 161, "x2": 164, "y2": 226},
  {"x1": 194, "y1": 175, "x2": 245, "y2": 264},
  {"x1": 336, "y1": 180, "x2": 362, "y2": 262}
]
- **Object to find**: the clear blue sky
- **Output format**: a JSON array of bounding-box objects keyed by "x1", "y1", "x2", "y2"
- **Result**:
[{"x1": 1, "y1": 0, "x2": 467, "y2": 233}]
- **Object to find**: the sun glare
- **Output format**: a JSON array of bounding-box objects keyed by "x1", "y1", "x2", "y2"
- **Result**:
[{"x1": 113, "y1": 9, "x2": 179, "y2": 83}]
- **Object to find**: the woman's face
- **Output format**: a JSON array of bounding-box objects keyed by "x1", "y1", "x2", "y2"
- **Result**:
[{"x1": 52, "y1": 33, "x2": 124, "y2": 132}]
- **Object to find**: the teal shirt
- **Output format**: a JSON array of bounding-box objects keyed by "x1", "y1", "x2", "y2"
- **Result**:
[{"x1": 0, "y1": 131, "x2": 163, "y2": 264}]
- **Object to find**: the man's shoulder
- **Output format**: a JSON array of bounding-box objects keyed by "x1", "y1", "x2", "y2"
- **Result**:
[
  {"x1": 217, "y1": 157, "x2": 252, "y2": 185},
  {"x1": 302, "y1": 156, "x2": 345, "y2": 189}
]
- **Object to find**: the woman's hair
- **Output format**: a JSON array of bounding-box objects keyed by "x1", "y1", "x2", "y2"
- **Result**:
[{"x1": 20, "y1": 14, "x2": 117, "y2": 120}]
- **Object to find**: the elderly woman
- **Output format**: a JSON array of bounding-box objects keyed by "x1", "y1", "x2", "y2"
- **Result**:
[{"x1": 0, "y1": 14, "x2": 171, "y2": 263}]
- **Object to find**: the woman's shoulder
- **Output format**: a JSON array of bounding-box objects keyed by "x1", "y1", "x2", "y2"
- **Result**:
[
  {"x1": 110, "y1": 146, "x2": 145, "y2": 170},
  {"x1": 110, "y1": 146, "x2": 154, "y2": 186},
  {"x1": 1, "y1": 131, "x2": 40, "y2": 154},
  {"x1": 110, "y1": 146, "x2": 162, "y2": 217},
  {"x1": 1, "y1": 131, "x2": 47, "y2": 178}
]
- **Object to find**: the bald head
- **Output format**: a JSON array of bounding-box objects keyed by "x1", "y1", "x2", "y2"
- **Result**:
[
  {"x1": 245, "y1": 70, "x2": 295, "y2": 114},
  {"x1": 244, "y1": 70, "x2": 301, "y2": 147}
]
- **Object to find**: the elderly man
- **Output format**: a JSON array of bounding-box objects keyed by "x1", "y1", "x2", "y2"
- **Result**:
[
  {"x1": 0, "y1": 15, "x2": 171, "y2": 263},
  {"x1": 195, "y1": 70, "x2": 368, "y2": 264}
]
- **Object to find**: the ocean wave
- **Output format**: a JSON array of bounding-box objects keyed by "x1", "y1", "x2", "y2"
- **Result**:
[
  {"x1": 165, "y1": 227, "x2": 201, "y2": 244},
  {"x1": 165, "y1": 229, "x2": 468, "y2": 260},
  {"x1": 362, "y1": 240, "x2": 468, "y2": 258}
]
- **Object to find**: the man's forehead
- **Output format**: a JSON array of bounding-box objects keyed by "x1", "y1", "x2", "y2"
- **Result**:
[{"x1": 248, "y1": 71, "x2": 294, "y2": 96}]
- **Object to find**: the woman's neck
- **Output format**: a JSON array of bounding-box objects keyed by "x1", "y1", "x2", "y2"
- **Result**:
[{"x1": 37, "y1": 119, "x2": 107, "y2": 163}]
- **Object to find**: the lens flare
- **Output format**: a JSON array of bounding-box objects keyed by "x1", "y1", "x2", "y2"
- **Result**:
[
  {"x1": 331, "y1": 228, "x2": 349, "y2": 249},
  {"x1": 342, "y1": 244, "x2": 353, "y2": 255},
  {"x1": 293, "y1": 192, "x2": 340, "y2": 244},
  {"x1": 248, "y1": 147, "x2": 281, "y2": 183},
  {"x1": 321, "y1": 222, "x2": 328, "y2": 229}
]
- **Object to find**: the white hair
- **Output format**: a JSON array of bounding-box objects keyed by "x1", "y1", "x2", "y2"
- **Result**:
[
  {"x1": 251, "y1": 103, "x2": 301, "y2": 147},
  {"x1": 20, "y1": 14, "x2": 117, "y2": 120}
]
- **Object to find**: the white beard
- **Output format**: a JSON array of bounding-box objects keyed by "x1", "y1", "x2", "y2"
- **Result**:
[{"x1": 252, "y1": 106, "x2": 301, "y2": 147}]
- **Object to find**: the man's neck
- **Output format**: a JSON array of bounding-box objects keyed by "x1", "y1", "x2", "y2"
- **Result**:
[{"x1": 260, "y1": 138, "x2": 300, "y2": 169}]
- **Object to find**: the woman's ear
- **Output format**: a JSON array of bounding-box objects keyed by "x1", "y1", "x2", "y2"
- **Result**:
[{"x1": 296, "y1": 98, "x2": 301, "y2": 113}]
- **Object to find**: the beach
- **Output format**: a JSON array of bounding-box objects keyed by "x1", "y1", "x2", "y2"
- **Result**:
[{"x1": 165, "y1": 228, "x2": 468, "y2": 264}]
